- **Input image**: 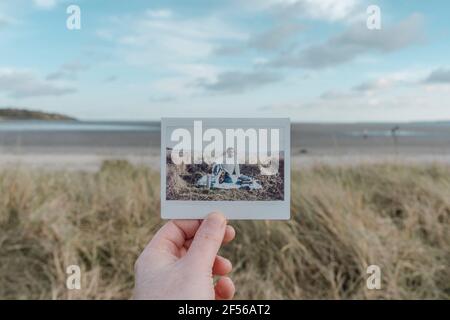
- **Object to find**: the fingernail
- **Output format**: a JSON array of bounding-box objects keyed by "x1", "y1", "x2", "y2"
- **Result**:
[{"x1": 222, "y1": 257, "x2": 232, "y2": 269}]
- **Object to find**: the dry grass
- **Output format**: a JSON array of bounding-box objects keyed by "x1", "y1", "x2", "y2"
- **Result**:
[
  {"x1": 0, "y1": 160, "x2": 449, "y2": 299},
  {"x1": 166, "y1": 161, "x2": 285, "y2": 201},
  {"x1": 165, "y1": 152, "x2": 285, "y2": 201}
]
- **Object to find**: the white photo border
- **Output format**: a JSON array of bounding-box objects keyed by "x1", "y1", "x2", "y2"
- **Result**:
[{"x1": 161, "y1": 118, "x2": 291, "y2": 220}]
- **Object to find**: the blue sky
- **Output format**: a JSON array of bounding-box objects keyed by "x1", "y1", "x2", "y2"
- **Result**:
[{"x1": 0, "y1": 0, "x2": 449, "y2": 121}]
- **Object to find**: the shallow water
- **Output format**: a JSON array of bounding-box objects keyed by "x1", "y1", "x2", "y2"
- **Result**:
[
  {"x1": 0, "y1": 121, "x2": 449, "y2": 156},
  {"x1": 0, "y1": 121, "x2": 160, "y2": 132}
]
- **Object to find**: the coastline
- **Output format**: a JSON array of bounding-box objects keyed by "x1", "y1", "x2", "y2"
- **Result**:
[
  {"x1": 1, "y1": 151, "x2": 450, "y2": 172},
  {"x1": 1, "y1": 121, "x2": 450, "y2": 171}
]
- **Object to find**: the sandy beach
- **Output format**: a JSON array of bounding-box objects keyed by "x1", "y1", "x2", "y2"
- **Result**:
[{"x1": 1, "y1": 121, "x2": 449, "y2": 171}]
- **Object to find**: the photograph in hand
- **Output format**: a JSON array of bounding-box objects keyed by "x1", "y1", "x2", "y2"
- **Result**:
[{"x1": 161, "y1": 118, "x2": 290, "y2": 219}]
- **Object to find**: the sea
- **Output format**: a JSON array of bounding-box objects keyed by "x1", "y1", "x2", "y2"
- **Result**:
[{"x1": 0, "y1": 120, "x2": 449, "y2": 156}]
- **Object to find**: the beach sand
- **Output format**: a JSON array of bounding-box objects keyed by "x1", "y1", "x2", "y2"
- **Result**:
[{"x1": 1, "y1": 122, "x2": 449, "y2": 171}]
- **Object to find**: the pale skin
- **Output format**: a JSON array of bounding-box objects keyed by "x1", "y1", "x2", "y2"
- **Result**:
[{"x1": 133, "y1": 212, "x2": 236, "y2": 300}]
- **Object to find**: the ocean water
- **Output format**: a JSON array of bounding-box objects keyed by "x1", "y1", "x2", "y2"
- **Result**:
[
  {"x1": 0, "y1": 121, "x2": 160, "y2": 132},
  {"x1": 348, "y1": 130, "x2": 428, "y2": 137},
  {"x1": 0, "y1": 120, "x2": 448, "y2": 136},
  {"x1": 0, "y1": 120, "x2": 449, "y2": 155}
]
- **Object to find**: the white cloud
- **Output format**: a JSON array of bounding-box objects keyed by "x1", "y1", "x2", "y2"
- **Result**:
[
  {"x1": 317, "y1": 69, "x2": 433, "y2": 105},
  {"x1": 0, "y1": 68, "x2": 76, "y2": 98},
  {"x1": 98, "y1": 9, "x2": 247, "y2": 98},
  {"x1": 146, "y1": 9, "x2": 173, "y2": 19},
  {"x1": 282, "y1": 0, "x2": 357, "y2": 21},
  {"x1": 425, "y1": 68, "x2": 450, "y2": 84},
  {"x1": 245, "y1": 0, "x2": 360, "y2": 21},
  {"x1": 198, "y1": 70, "x2": 282, "y2": 94},
  {"x1": 270, "y1": 14, "x2": 425, "y2": 69},
  {"x1": 104, "y1": 10, "x2": 246, "y2": 66},
  {"x1": 150, "y1": 63, "x2": 220, "y2": 98},
  {"x1": 216, "y1": 21, "x2": 303, "y2": 55},
  {"x1": 46, "y1": 60, "x2": 89, "y2": 81},
  {"x1": 320, "y1": 90, "x2": 353, "y2": 100},
  {"x1": 283, "y1": 67, "x2": 450, "y2": 121},
  {"x1": 353, "y1": 70, "x2": 428, "y2": 92},
  {"x1": 0, "y1": 12, "x2": 20, "y2": 28},
  {"x1": 264, "y1": 84, "x2": 450, "y2": 122},
  {"x1": 33, "y1": 0, "x2": 57, "y2": 9},
  {"x1": 0, "y1": 16, "x2": 9, "y2": 28}
]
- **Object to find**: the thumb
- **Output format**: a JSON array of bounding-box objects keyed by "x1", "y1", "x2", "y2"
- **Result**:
[{"x1": 185, "y1": 212, "x2": 227, "y2": 270}]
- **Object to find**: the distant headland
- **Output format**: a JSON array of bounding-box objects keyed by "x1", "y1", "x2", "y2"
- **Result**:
[{"x1": 0, "y1": 108, "x2": 76, "y2": 121}]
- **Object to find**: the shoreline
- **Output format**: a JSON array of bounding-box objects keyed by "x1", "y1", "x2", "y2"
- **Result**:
[
  {"x1": 1, "y1": 121, "x2": 449, "y2": 171},
  {"x1": 1, "y1": 152, "x2": 450, "y2": 172}
]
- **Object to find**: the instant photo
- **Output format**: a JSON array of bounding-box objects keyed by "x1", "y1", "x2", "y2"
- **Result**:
[{"x1": 161, "y1": 118, "x2": 290, "y2": 220}]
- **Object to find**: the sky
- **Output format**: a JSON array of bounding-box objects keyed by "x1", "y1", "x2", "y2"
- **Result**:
[{"x1": 0, "y1": 0, "x2": 449, "y2": 122}]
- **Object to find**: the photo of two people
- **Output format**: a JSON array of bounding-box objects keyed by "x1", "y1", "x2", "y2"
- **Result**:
[
  {"x1": 161, "y1": 118, "x2": 290, "y2": 219},
  {"x1": 166, "y1": 146, "x2": 285, "y2": 201}
]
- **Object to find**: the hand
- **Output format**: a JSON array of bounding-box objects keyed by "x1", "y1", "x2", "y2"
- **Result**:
[{"x1": 133, "y1": 212, "x2": 236, "y2": 300}]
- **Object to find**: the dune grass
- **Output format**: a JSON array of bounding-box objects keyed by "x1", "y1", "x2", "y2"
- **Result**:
[{"x1": 0, "y1": 160, "x2": 449, "y2": 299}]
